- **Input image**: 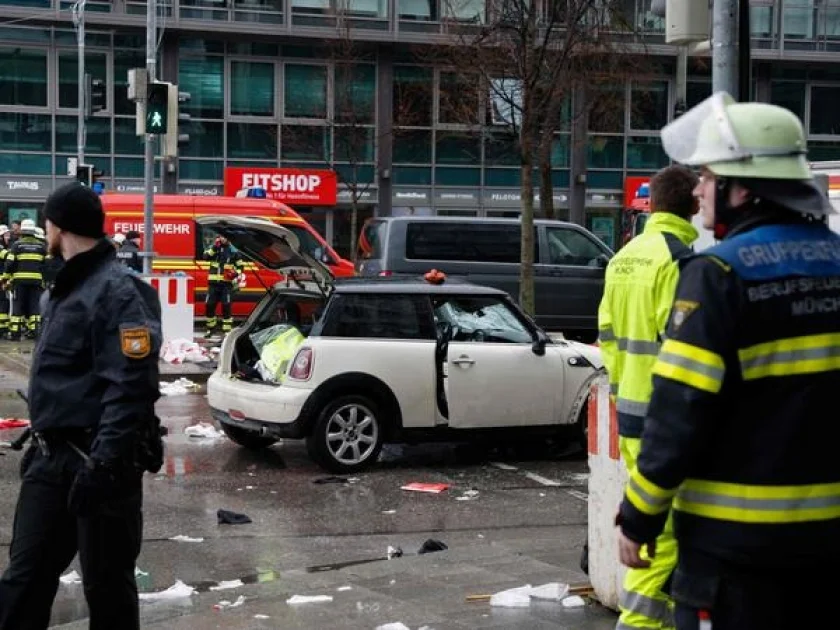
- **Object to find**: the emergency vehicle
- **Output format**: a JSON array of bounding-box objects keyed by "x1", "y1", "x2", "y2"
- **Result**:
[
  {"x1": 101, "y1": 192, "x2": 354, "y2": 318},
  {"x1": 810, "y1": 161, "x2": 840, "y2": 234}
]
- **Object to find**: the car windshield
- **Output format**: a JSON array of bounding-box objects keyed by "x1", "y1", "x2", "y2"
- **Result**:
[
  {"x1": 433, "y1": 296, "x2": 533, "y2": 344},
  {"x1": 285, "y1": 224, "x2": 332, "y2": 264}
]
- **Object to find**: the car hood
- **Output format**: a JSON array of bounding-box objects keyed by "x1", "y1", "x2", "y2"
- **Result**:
[
  {"x1": 195, "y1": 215, "x2": 333, "y2": 286},
  {"x1": 565, "y1": 340, "x2": 604, "y2": 370}
]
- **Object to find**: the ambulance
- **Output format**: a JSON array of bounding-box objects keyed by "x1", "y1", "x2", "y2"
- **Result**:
[{"x1": 101, "y1": 192, "x2": 354, "y2": 318}]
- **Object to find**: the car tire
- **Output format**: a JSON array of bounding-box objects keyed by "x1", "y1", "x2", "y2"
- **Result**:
[
  {"x1": 576, "y1": 400, "x2": 589, "y2": 450},
  {"x1": 307, "y1": 395, "x2": 384, "y2": 474},
  {"x1": 220, "y1": 423, "x2": 278, "y2": 450}
]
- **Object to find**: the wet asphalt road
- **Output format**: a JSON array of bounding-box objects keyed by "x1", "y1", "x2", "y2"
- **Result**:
[{"x1": 0, "y1": 368, "x2": 617, "y2": 629}]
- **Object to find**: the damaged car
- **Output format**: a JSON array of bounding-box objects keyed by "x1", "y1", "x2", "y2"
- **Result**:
[{"x1": 201, "y1": 215, "x2": 604, "y2": 473}]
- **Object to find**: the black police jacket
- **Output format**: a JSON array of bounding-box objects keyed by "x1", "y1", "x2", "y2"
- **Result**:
[
  {"x1": 117, "y1": 240, "x2": 142, "y2": 273},
  {"x1": 29, "y1": 239, "x2": 162, "y2": 465},
  {"x1": 619, "y1": 213, "x2": 840, "y2": 569}
]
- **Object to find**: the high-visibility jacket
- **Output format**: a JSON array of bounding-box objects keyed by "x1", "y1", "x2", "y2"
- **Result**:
[
  {"x1": 619, "y1": 217, "x2": 840, "y2": 568},
  {"x1": 598, "y1": 212, "x2": 697, "y2": 437},
  {"x1": 3, "y1": 236, "x2": 46, "y2": 286},
  {"x1": 204, "y1": 243, "x2": 243, "y2": 284},
  {"x1": 0, "y1": 244, "x2": 8, "y2": 284}
]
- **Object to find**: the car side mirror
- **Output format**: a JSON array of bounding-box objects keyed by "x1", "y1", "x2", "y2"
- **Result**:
[
  {"x1": 532, "y1": 331, "x2": 548, "y2": 356},
  {"x1": 594, "y1": 254, "x2": 610, "y2": 268}
]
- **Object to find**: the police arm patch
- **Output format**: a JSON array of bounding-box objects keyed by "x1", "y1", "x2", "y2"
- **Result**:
[
  {"x1": 671, "y1": 300, "x2": 700, "y2": 331},
  {"x1": 120, "y1": 326, "x2": 152, "y2": 359}
]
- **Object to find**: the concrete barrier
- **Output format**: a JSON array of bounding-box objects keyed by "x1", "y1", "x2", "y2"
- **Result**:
[
  {"x1": 145, "y1": 275, "x2": 195, "y2": 344},
  {"x1": 587, "y1": 373, "x2": 626, "y2": 610}
]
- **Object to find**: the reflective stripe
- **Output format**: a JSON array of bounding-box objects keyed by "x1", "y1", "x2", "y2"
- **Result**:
[
  {"x1": 617, "y1": 338, "x2": 661, "y2": 356},
  {"x1": 626, "y1": 469, "x2": 676, "y2": 515},
  {"x1": 11, "y1": 273, "x2": 42, "y2": 280},
  {"x1": 675, "y1": 479, "x2": 840, "y2": 523},
  {"x1": 16, "y1": 253, "x2": 44, "y2": 261},
  {"x1": 616, "y1": 398, "x2": 649, "y2": 416},
  {"x1": 619, "y1": 590, "x2": 674, "y2": 625},
  {"x1": 653, "y1": 339, "x2": 725, "y2": 393},
  {"x1": 739, "y1": 333, "x2": 840, "y2": 380},
  {"x1": 599, "y1": 326, "x2": 616, "y2": 343}
]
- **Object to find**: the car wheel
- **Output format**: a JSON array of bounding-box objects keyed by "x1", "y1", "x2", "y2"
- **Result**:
[
  {"x1": 576, "y1": 400, "x2": 589, "y2": 450},
  {"x1": 220, "y1": 423, "x2": 278, "y2": 450},
  {"x1": 307, "y1": 395, "x2": 383, "y2": 474}
]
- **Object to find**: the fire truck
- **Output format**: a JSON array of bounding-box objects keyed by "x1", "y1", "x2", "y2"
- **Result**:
[{"x1": 101, "y1": 191, "x2": 354, "y2": 318}]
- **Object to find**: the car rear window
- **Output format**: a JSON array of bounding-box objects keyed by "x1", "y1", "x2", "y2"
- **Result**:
[
  {"x1": 358, "y1": 220, "x2": 387, "y2": 261},
  {"x1": 320, "y1": 293, "x2": 435, "y2": 340},
  {"x1": 405, "y1": 222, "x2": 538, "y2": 263}
]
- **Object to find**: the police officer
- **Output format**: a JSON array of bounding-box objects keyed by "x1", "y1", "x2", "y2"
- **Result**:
[
  {"x1": 116, "y1": 230, "x2": 143, "y2": 273},
  {"x1": 3, "y1": 219, "x2": 46, "y2": 340},
  {"x1": 599, "y1": 165, "x2": 699, "y2": 630},
  {"x1": 616, "y1": 93, "x2": 840, "y2": 629},
  {"x1": 0, "y1": 183, "x2": 163, "y2": 630},
  {"x1": 0, "y1": 225, "x2": 11, "y2": 336},
  {"x1": 203, "y1": 235, "x2": 243, "y2": 337}
]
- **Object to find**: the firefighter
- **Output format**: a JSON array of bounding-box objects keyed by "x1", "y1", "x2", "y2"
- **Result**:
[
  {"x1": 116, "y1": 230, "x2": 143, "y2": 273},
  {"x1": 203, "y1": 235, "x2": 243, "y2": 337},
  {"x1": 3, "y1": 218, "x2": 46, "y2": 340},
  {"x1": 616, "y1": 92, "x2": 840, "y2": 629},
  {"x1": 0, "y1": 225, "x2": 11, "y2": 336},
  {"x1": 598, "y1": 165, "x2": 699, "y2": 630}
]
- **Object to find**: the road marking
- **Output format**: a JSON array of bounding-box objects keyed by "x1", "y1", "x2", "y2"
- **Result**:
[
  {"x1": 566, "y1": 490, "x2": 589, "y2": 502},
  {"x1": 524, "y1": 472, "x2": 564, "y2": 487},
  {"x1": 489, "y1": 462, "x2": 519, "y2": 471}
]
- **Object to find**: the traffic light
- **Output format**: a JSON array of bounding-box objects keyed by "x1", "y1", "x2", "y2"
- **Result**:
[
  {"x1": 163, "y1": 84, "x2": 191, "y2": 159},
  {"x1": 76, "y1": 164, "x2": 104, "y2": 189},
  {"x1": 85, "y1": 73, "x2": 106, "y2": 117},
  {"x1": 146, "y1": 82, "x2": 169, "y2": 134}
]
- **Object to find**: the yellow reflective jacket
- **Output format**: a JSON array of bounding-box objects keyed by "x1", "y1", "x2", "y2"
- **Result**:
[{"x1": 597, "y1": 212, "x2": 697, "y2": 437}]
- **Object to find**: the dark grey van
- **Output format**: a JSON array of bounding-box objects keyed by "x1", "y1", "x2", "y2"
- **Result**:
[{"x1": 356, "y1": 216, "x2": 613, "y2": 342}]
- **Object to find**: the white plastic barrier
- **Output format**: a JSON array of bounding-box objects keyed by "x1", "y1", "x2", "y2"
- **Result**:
[
  {"x1": 145, "y1": 275, "x2": 195, "y2": 345},
  {"x1": 587, "y1": 374, "x2": 626, "y2": 610}
]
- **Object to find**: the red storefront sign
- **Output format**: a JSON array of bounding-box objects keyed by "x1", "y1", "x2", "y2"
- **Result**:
[
  {"x1": 223, "y1": 167, "x2": 338, "y2": 205},
  {"x1": 623, "y1": 175, "x2": 650, "y2": 210}
]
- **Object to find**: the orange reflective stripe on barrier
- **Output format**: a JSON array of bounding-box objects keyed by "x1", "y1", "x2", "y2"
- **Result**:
[{"x1": 588, "y1": 380, "x2": 619, "y2": 460}]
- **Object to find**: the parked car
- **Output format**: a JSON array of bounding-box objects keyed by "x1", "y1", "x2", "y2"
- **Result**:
[
  {"x1": 355, "y1": 216, "x2": 614, "y2": 342},
  {"x1": 200, "y1": 215, "x2": 604, "y2": 473}
]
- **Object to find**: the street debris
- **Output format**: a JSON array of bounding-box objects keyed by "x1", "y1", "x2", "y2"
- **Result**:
[
  {"x1": 286, "y1": 594, "x2": 333, "y2": 605},
  {"x1": 381, "y1": 509, "x2": 396, "y2": 515},
  {"x1": 169, "y1": 535, "x2": 205, "y2": 543},
  {"x1": 471, "y1": 582, "x2": 590, "y2": 609},
  {"x1": 337, "y1": 585, "x2": 353, "y2": 592},
  {"x1": 59, "y1": 570, "x2": 82, "y2": 585},
  {"x1": 401, "y1": 482, "x2": 450, "y2": 494},
  {"x1": 529, "y1": 582, "x2": 570, "y2": 601},
  {"x1": 375, "y1": 623, "x2": 410, "y2": 630},
  {"x1": 386, "y1": 545, "x2": 404, "y2": 559},
  {"x1": 162, "y1": 338, "x2": 211, "y2": 364},
  {"x1": 313, "y1": 475, "x2": 348, "y2": 484},
  {"x1": 214, "y1": 595, "x2": 246, "y2": 610},
  {"x1": 455, "y1": 489, "x2": 480, "y2": 501},
  {"x1": 185, "y1": 422, "x2": 225, "y2": 440},
  {"x1": 0, "y1": 419, "x2": 29, "y2": 430},
  {"x1": 139, "y1": 580, "x2": 196, "y2": 601},
  {"x1": 217, "y1": 509, "x2": 252, "y2": 525},
  {"x1": 417, "y1": 539, "x2": 448, "y2": 555},
  {"x1": 254, "y1": 614, "x2": 270, "y2": 619},
  {"x1": 210, "y1": 579, "x2": 244, "y2": 591},
  {"x1": 489, "y1": 462, "x2": 518, "y2": 471},
  {"x1": 160, "y1": 378, "x2": 200, "y2": 396},
  {"x1": 134, "y1": 567, "x2": 149, "y2": 578},
  {"x1": 562, "y1": 595, "x2": 586, "y2": 608},
  {"x1": 488, "y1": 585, "x2": 532, "y2": 608}
]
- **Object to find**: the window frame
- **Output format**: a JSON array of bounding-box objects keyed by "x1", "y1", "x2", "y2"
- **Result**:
[{"x1": 0, "y1": 45, "x2": 51, "y2": 110}]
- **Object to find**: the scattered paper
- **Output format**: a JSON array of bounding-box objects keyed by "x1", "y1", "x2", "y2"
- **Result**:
[
  {"x1": 562, "y1": 595, "x2": 586, "y2": 608},
  {"x1": 401, "y1": 482, "x2": 450, "y2": 494},
  {"x1": 160, "y1": 378, "x2": 200, "y2": 397},
  {"x1": 456, "y1": 489, "x2": 480, "y2": 501},
  {"x1": 59, "y1": 570, "x2": 82, "y2": 585},
  {"x1": 386, "y1": 545, "x2": 403, "y2": 559},
  {"x1": 162, "y1": 339, "x2": 210, "y2": 364},
  {"x1": 254, "y1": 614, "x2": 270, "y2": 619},
  {"x1": 245, "y1": 485, "x2": 255, "y2": 490},
  {"x1": 337, "y1": 585, "x2": 353, "y2": 592},
  {"x1": 214, "y1": 595, "x2": 246, "y2": 610},
  {"x1": 139, "y1": 580, "x2": 196, "y2": 601},
  {"x1": 210, "y1": 579, "x2": 244, "y2": 591},
  {"x1": 169, "y1": 535, "x2": 205, "y2": 543},
  {"x1": 489, "y1": 461, "x2": 518, "y2": 471},
  {"x1": 134, "y1": 567, "x2": 149, "y2": 578},
  {"x1": 490, "y1": 585, "x2": 533, "y2": 608},
  {"x1": 381, "y1": 509, "x2": 396, "y2": 515},
  {"x1": 185, "y1": 422, "x2": 224, "y2": 440},
  {"x1": 530, "y1": 582, "x2": 570, "y2": 601},
  {"x1": 286, "y1": 594, "x2": 333, "y2": 605},
  {"x1": 376, "y1": 624, "x2": 410, "y2": 630}
]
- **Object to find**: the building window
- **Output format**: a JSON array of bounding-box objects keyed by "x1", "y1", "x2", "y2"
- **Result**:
[
  {"x1": 114, "y1": 157, "x2": 144, "y2": 178},
  {"x1": 179, "y1": 120, "x2": 224, "y2": 158},
  {"x1": 393, "y1": 129, "x2": 432, "y2": 163},
  {"x1": 810, "y1": 85, "x2": 840, "y2": 135},
  {"x1": 631, "y1": 81, "x2": 668, "y2": 131},
  {"x1": 399, "y1": 0, "x2": 437, "y2": 20},
  {"x1": 587, "y1": 135, "x2": 624, "y2": 169},
  {"x1": 56, "y1": 115, "x2": 111, "y2": 154},
  {"x1": 435, "y1": 132, "x2": 480, "y2": 165},
  {"x1": 114, "y1": 51, "x2": 145, "y2": 116},
  {"x1": 627, "y1": 136, "x2": 669, "y2": 170},
  {"x1": 435, "y1": 166, "x2": 480, "y2": 186},
  {"x1": 334, "y1": 126, "x2": 375, "y2": 162},
  {"x1": 228, "y1": 122, "x2": 277, "y2": 160},
  {"x1": 443, "y1": 0, "x2": 483, "y2": 22},
  {"x1": 770, "y1": 81, "x2": 806, "y2": 121},
  {"x1": 0, "y1": 153, "x2": 51, "y2": 175},
  {"x1": 809, "y1": 140, "x2": 840, "y2": 161},
  {"x1": 784, "y1": 1, "x2": 815, "y2": 39},
  {"x1": 686, "y1": 80, "x2": 711, "y2": 110},
  {"x1": 485, "y1": 133, "x2": 520, "y2": 167},
  {"x1": 438, "y1": 71, "x2": 479, "y2": 124},
  {"x1": 552, "y1": 134, "x2": 570, "y2": 168},
  {"x1": 394, "y1": 66, "x2": 433, "y2": 127},
  {"x1": 281, "y1": 125, "x2": 329, "y2": 161},
  {"x1": 179, "y1": 56, "x2": 225, "y2": 119},
  {"x1": 335, "y1": 64, "x2": 376, "y2": 125},
  {"x1": 231, "y1": 61, "x2": 275, "y2": 117},
  {"x1": 0, "y1": 48, "x2": 48, "y2": 107},
  {"x1": 284, "y1": 64, "x2": 327, "y2": 119},
  {"x1": 588, "y1": 86, "x2": 625, "y2": 133},
  {"x1": 0, "y1": 112, "x2": 51, "y2": 152},
  {"x1": 114, "y1": 118, "x2": 145, "y2": 155},
  {"x1": 179, "y1": 159, "x2": 224, "y2": 180},
  {"x1": 58, "y1": 52, "x2": 107, "y2": 109}
]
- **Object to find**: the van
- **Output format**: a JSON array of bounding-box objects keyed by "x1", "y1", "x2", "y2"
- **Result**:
[
  {"x1": 356, "y1": 216, "x2": 613, "y2": 342},
  {"x1": 101, "y1": 194, "x2": 354, "y2": 318}
]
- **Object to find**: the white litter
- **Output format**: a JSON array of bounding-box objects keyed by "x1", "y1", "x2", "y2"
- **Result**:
[
  {"x1": 160, "y1": 377, "x2": 199, "y2": 396},
  {"x1": 169, "y1": 535, "x2": 205, "y2": 543},
  {"x1": 210, "y1": 579, "x2": 244, "y2": 591},
  {"x1": 529, "y1": 582, "x2": 570, "y2": 601},
  {"x1": 562, "y1": 595, "x2": 586, "y2": 608},
  {"x1": 184, "y1": 422, "x2": 224, "y2": 440},
  {"x1": 139, "y1": 580, "x2": 196, "y2": 601},
  {"x1": 489, "y1": 585, "x2": 533, "y2": 608},
  {"x1": 59, "y1": 570, "x2": 82, "y2": 585},
  {"x1": 286, "y1": 594, "x2": 333, "y2": 605},
  {"x1": 134, "y1": 567, "x2": 149, "y2": 578},
  {"x1": 245, "y1": 485, "x2": 255, "y2": 490},
  {"x1": 161, "y1": 338, "x2": 210, "y2": 364},
  {"x1": 375, "y1": 624, "x2": 410, "y2": 630},
  {"x1": 489, "y1": 461, "x2": 518, "y2": 471},
  {"x1": 254, "y1": 614, "x2": 270, "y2": 619},
  {"x1": 215, "y1": 595, "x2": 247, "y2": 610},
  {"x1": 456, "y1": 489, "x2": 480, "y2": 501},
  {"x1": 386, "y1": 545, "x2": 403, "y2": 559},
  {"x1": 337, "y1": 585, "x2": 353, "y2": 592},
  {"x1": 382, "y1": 509, "x2": 396, "y2": 515}
]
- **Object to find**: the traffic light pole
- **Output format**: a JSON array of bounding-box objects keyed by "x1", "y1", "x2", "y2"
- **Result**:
[
  {"x1": 143, "y1": 0, "x2": 157, "y2": 274},
  {"x1": 72, "y1": 0, "x2": 87, "y2": 167}
]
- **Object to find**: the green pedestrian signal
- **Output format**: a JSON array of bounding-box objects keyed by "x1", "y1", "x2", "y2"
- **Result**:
[{"x1": 146, "y1": 82, "x2": 169, "y2": 135}]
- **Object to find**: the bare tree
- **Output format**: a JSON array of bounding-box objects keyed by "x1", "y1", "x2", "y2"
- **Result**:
[{"x1": 430, "y1": 0, "x2": 648, "y2": 315}]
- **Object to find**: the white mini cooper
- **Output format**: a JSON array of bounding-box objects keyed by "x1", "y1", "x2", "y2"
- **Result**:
[{"x1": 201, "y1": 216, "x2": 603, "y2": 473}]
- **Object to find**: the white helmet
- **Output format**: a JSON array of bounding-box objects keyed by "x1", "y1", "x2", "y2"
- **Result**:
[
  {"x1": 20, "y1": 219, "x2": 36, "y2": 235},
  {"x1": 34, "y1": 227, "x2": 45, "y2": 239},
  {"x1": 113, "y1": 233, "x2": 126, "y2": 245},
  {"x1": 0, "y1": 224, "x2": 8, "y2": 237}
]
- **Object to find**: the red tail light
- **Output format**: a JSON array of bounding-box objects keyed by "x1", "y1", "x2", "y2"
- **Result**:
[
  {"x1": 378, "y1": 270, "x2": 392, "y2": 277},
  {"x1": 289, "y1": 347, "x2": 313, "y2": 380}
]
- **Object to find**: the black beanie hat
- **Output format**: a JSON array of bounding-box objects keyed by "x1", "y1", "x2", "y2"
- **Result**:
[{"x1": 42, "y1": 182, "x2": 105, "y2": 239}]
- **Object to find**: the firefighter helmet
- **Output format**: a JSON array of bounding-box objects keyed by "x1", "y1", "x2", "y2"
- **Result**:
[
  {"x1": 20, "y1": 219, "x2": 37, "y2": 234},
  {"x1": 0, "y1": 224, "x2": 8, "y2": 236}
]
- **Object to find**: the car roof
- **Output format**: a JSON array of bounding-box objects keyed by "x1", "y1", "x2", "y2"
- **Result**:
[
  {"x1": 332, "y1": 277, "x2": 508, "y2": 296},
  {"x1": 367, "y1": 215, "x2": 584, "y2": 228}
]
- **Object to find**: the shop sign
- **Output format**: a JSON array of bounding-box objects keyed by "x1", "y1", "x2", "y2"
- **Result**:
[
  {"x1": 392, "y1": 188, "x2": 431, "y2": 204},
  {"x1": 224, "y1": 167, "x2": 338, "y2": 205},
  {"x1": 0, "y1": 177, "x2": 53, "y2": 198}
]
